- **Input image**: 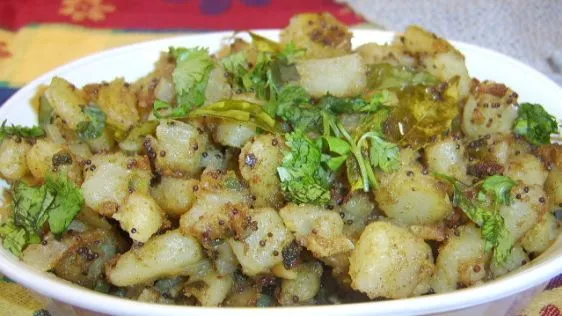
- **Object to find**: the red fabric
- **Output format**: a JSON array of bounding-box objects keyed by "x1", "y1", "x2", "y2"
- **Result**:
[
  {"x1": 541, "y1": 304, "x2": 562, "y2": 316},
  {"x1": 0, "y1": 0, "x2": 364, "y2": 31}
]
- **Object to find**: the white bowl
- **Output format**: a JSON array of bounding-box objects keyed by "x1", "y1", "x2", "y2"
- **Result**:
[{"x1": 0, "y1": 30, "x2": 561, "y2": 316}]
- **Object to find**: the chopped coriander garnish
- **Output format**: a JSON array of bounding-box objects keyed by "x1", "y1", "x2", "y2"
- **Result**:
[{"x1": 513, "y1": 103, "x2": 559, "y2": 145}]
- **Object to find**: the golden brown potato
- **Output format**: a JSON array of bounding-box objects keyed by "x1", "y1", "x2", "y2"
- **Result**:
[
  {"x1": 280, "y1": 12, "x2": 352, "y2": 59},
  {"x1": 44, "y1": 77, "x2": 88, "y2": 130},
  {"x1": 277, "y1": 260, "x2": 323, "y2": 305},
  {"x1": 279, "y1": 204, "x2": 354, "y2": 258},
  {"x1": 399, "y1": 26, "x2": 470, "y2": 99},
  {"x1": 0, "y1": 137, "x2": 30, "y2": 181},
  {"x1": 349, "y1": 221, "x2": 434, "y2": 299},
  {"x1": 150, "y1": 176, "x2": 199, "y2": 217},
  {"x1": 229, "y1": 207, "x2": 294, "y2": 276},
  {"x1": 355, "y1": 43, "x2": 416, "y2": 67},
  {"x1": 521, "y1": 213, "x2": 560, "y2": 256},
  {"x1": 83, "y1": 78, "x2": 139, "y2": 131},
  {"x1": 431, "y1": 225, "x2": 489, "y2": 293},
  {"x1": 375, "y1": 161, "x2": 452, "y2": 226},
  {"x1": 112, "y1": 192, "x2": 165, "y2": 242},
  {"x1": 106, "y1": 230, "x2": 204, "y2": 287},
  {"x1": 239, "y1": 134, "x2": 285, "y2": 209},
  {"x1": 462, "y1": 81, "x2": 519, "y2": 138}
]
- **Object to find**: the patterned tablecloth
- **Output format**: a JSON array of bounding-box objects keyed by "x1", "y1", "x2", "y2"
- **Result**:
[{"x1": 0, "y1": 1, "x2": 560, "y2": 315}]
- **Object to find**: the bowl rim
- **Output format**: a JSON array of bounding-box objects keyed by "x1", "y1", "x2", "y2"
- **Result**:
[{"x1": 0, "y1": 29, "x2": 561, "y2": 316}]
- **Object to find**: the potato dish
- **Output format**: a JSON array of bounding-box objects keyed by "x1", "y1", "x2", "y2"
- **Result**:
[{"x1": 0, "y1": 12, "x2": 560, "y2": 306}]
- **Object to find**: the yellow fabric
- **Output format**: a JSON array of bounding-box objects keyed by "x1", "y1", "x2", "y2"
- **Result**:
[
  {"x1": 0, "y1": 282, "x2": 49, "y2": 315},
  {"x1": 521, "y1": 288, "x2": 562, "y2": 316},
  {"x1": 0, "y1": 24, "x2": 179, "y2": 87}
]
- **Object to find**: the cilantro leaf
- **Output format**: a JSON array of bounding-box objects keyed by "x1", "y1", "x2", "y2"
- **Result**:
[
  {"x1": 12, "y1": 182, "x2": 52, "y2": 243},
  {"x1": 318, "y1": 90, "x2": 397, "y2": 114},
  {"x1": 480, "y1": 175, "x2": 516, "y2": 206},
  {"x1": 153, "y1": 47, "x2": 215, "y2": 118},
  {"x1": 277, "y1": 130, "x2": 331, "y2": 205},
  {"x1": 436, "y1": 173, "x2": 515, "y2": 264},
  {"x1": 322, "y1": 113, "x2": 400, "y2": 192},
  {"x1": 221, "y1": 51, "x2": 249, "y2": 89},
  {"x1": 2, "y1": 175, "x2": 84, "y2": 256},
  {"x1": 223, "y1": 41, "x2": 304, "y2": 104},
  {"x1": 76, "y1": 105, "x2": 106, "y2": 140},
  {"x1": 361, "y1": 132, "x2": 400, "y2": 172},
  {"x1": 45, "y1": 175, "x2": 85, "y2": 234},
  {"x1": 273, "y1": 85, "x2": 321, "y2": 131},
  {"x1": 513, "y1": 103, "x2": 559, "y2": 145},
  {"x1": 0, "y1": 220, "x2": 28, "y2": 257},
  {"x1": 0, "y1": 120, "x2": 44, "y2": 142}
]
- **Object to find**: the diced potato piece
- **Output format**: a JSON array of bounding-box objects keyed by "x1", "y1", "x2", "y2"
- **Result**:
[
  {"x1": 297, "y1": 53, "x2": 367, "y2": 98},
  {"x1": 185, "y1": 271, "x2": 233, "y2": 306},
  {"x1": 431, "y1": 225, "x2": 489, "y2": 293},
  {"x1": 212, "y1": 242, "x2": 239, "y2": 276},
  {"x1": 26, "y1": 139, "x2": 62, "y2": 180},
  {"x1": 280, "y1": 12, "x2": 352, "y2": 59},
  {"x1": 204, "y1": 65, "x2": 232, "y2": 105},
  {"x1": 505, "y1": 153, "x2": 548, "y2": 186},
  {"x1": 279, "y1": 204, "x2": 354, "y2": 258},
  {"x1": 154, "y1": 77, "x2": 174, "y2": 103},
  {"x1": 51, "y1": 150, "x2": 84, "y2": 185},
  {"x1": 81, "y1": 153, "x2": 131, "y2": 216},
  {"x1": 500, "y1": 183, "x2": 548, "y2": 245},
  {"x1": 112, "y1": 192, "x2": 164, "y2": 242},
  {"x1": 214, "y1": 121, "x2": 256, "y2": 148},
  {"x1": 462, "y1": 81, "x2": 518, "y2": 138},
  {"x1": 349, "y1": 221, "x2": 434, "y2": 299},
  {"x1": 278, "y1": 261, "x2": 323, "y2": 305},
  {"x1": 338, "y1": 192, "x2": 375, "y2": 242},
  {"x1": 467, "y1": 134, "x2": 531, "y2": 171},
  {"x1": 375, "y1": 164, "x2": 452, "y2": 225},
  {"x1": 409, "y1": 223, "x2": 447, "y2": 242},
  {"x1": 200, "y1": 144, "x2": 229, "y2": 170},
  {"x1": 22, "y1": 234, "x2": 68, "y2": 272},
  {"x1": 543, "y1": 167, "x2": 562, "y2": 210},
  {"x1": 0, "y1": 138, "x2": 30, "y2": 181},
  {"x1": 44, "y1": 77, "x2": 88, "y2": 130},
  {"x1": 150, "y1": 176, "x2": 198, "y2": 217},
  {"x1": 106, "y1": 230, "x2": 203, "y2": 286},
  {"x1": 355, "y1": 43, "x2": 416, "y2": 67},
  {"x1": 521, "y1": 213, "x2": 560, "y2": 256},
  {"x1": 153, "y1": 120, "x2": 207, "y2": 176},
  {"x1": 490, "y1": 245, "x2": 528, "y2": 278},
  {"x1": 239, "y1": 134, "x2": 285, "y2": 208},
  {"x1": 425, "y1": 137, "x2": 470, "y2": 183},
  {"x1": 272, "y1": 262, "x2": 298, "y2": 280},
  {"x1": 180, "y1": 169, "x2": 253, "y2": 246},
  {"x1": 399, "y1": 26, "x2": 470, "y2": 99},
  {"x1": 85, "y1": 78, "x2": 139, "y2": 131},
  {"x1": 54, "y1": 229, "x2": 124, "y2": 289},
  {"x1": 132, "y1": 52, "x2": 175, "y2": 116},
  {"x1": 229, "y1": 207, "x2": 294, "y2": 276}
]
